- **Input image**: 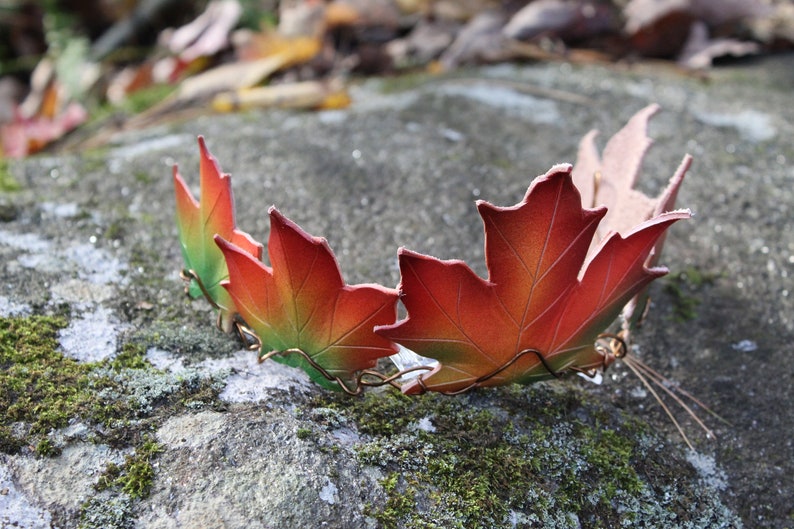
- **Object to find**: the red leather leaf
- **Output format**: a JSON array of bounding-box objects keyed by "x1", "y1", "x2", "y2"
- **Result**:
[
  {"x1": 377, "y1": 165, "x2": 689, "y2": 394},
  {"x1": 217, "y1": 207, "x2": 399, "y2": 390}
]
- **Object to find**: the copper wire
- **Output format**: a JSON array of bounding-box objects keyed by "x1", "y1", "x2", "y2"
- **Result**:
[
  {"x1": 595, "y1": 330, "x2": 722, "y2": 449},
  {"x1": 180, "y1": 269, "x2": 221, "y2": 310},
  {"x1": 234, "y1": 321, "x2": 262, "y2": 351},
  {"x1": 411, "y1": 348, "x2": 562, "y2": 396},
  {"x1": 184, "y1": 264, "x2": 625, "y2": 395},
  {"x1": 181, "y1": 273, "x2": 721, "y2": 448},
  {"x1": 257, "y1": 347, "x2": 436, "y2": 395},
  {"x1": 596, "y1": 332, "x2": 628, "y2": 360}
]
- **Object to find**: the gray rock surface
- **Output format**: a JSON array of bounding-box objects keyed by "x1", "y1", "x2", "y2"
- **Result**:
[{"x1": 2, "y1": 54, "x2": 793, "y2": 528}]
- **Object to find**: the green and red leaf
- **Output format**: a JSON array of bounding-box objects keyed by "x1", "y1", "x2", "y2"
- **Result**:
[
  {"x1": 217, "y1": 208, "x2": 399, "y2": 390},
  {"x1": 377, "y1": 165, "x2": 690, "y2": 394},
  {"x1": 173, "y1": 136, "x2": 263, "y2": 331}
]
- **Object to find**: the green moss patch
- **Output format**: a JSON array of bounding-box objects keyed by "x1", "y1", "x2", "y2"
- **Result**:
[
  {"x1": 0, "y1": 314, "x2": 133, "y2": 446},
  {"x1": 313, "y1": 385, "x2": 726, "y2": 528},
  {"x1": 0, "y1": 317, "x2": 189, "y2": 452},
  {"x1": 88, "y1": 84, "x2": 176, "y2": 126},
  {"x1": 1, "y1": 313, "x2": 226, "y2": 509},
  {"x1": 95, "y1": 437, "x2": 163, "y2": 499},
  {"x1": 0, "y1": 159, "x2": 20, "y2": 192},
  {"x1": 663, "y1": 266, "x2": 720, "y2": 322}
]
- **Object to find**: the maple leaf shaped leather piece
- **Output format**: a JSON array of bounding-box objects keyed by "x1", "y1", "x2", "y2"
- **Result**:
[
  {"x1": 173, "y1": 136, "x2": 263, "y2": 332},
  {"x1": 216, "y1": 208, "x2": 399, "y2": 391},
  {"x1": 571, "y1": 104, "x2": 693, "y2": 328},
  {"x1": 377, "y1": 165, "x2": 690, "y2": 395}
]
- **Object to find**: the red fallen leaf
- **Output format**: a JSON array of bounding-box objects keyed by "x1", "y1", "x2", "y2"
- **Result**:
[
  {"x1": 1, "y1": 102, "x2": 87, "y2": 158},
  {"x1": 377, "y1": 164, "x2": 689, "y2": 395},
  {"x1": 173, "y1": 136, "x2": 263, "y2": 331},
  {"x1": 216, "y1": 207, "x2": 399, "y2": 391}
]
